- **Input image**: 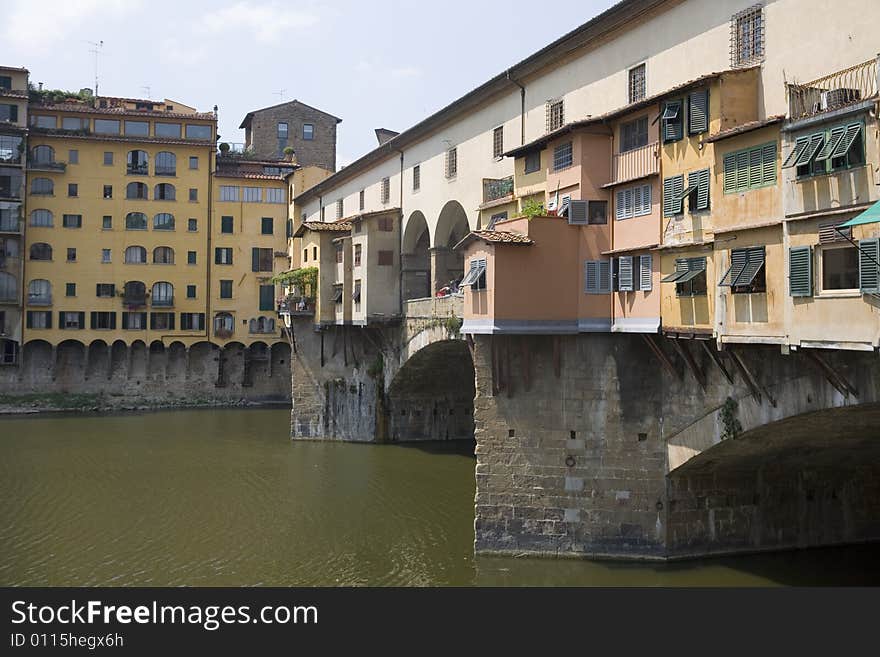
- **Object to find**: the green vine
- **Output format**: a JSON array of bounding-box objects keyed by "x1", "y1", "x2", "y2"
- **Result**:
[
  {"x1": 272, "y1": 266, "x2": 318, "y2": 298},
  {"x1": 367, "y1": 353, "x2": 384, "y2": 381},
  {"x1": 720, "y1": 396, "x2": 743, "y2": 440},
  {"x1": 445, "y1": 315, "x2": 463, "y2": 338},
  {"x1": 518, "y1": 198, "x2": 545, "y2": 219}
]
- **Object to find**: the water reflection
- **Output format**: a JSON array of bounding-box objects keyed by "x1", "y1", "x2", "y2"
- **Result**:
[{"x1": 0, "y1": 409, "x2": 876, "y2": 586}]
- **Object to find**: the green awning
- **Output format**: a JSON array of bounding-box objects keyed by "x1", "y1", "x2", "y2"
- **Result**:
[{"x1": 838, "y1": 201, "x2": 880, "y2": 228}]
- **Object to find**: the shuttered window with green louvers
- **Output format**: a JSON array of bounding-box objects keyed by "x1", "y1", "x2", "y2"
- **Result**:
[
  {"x1": 688, "y1": 90, "x2": 709, "y2": 135},
  {"x1": 788, "y1": 246, "x2": 813, "y2": 297},
  {"x1": 662, "y1": 174, "x2": 684, "y2": 216},
  {"x1": 859, "y1": 238, "x2": 880, "y2": 294},
  {"x1": 661, "y1": 100, "x2": 683, "y2": 143},
  {"x1": 724, "y1": 142, "x2": 777, "y2": 193},
  {"x1": 688, "y1": 168, "x2": 710, "y2": 211}
]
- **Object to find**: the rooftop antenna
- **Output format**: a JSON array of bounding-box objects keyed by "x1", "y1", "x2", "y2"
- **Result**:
[
  {"x1": 274, "y1": 88, "x2": 287, "y2": 101},
  {"x1": 140, "y1": 85, "x2": 151, "y2": 99},
  {"x1": 86, "y1": 40, "x2": 103, "y2": 96}
]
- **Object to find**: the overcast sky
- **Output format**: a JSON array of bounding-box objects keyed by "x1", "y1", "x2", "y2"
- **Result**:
[{"x1": 5, "y1": 0, "x2": 617, "y2": 168}]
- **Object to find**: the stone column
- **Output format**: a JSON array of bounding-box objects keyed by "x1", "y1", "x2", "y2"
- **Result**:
[{"x1": 430, "y1": 246, "x2": 451, "y2": 294}]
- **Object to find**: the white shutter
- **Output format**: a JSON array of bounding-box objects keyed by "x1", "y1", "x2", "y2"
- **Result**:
[
  {"x1": 617, "y1": 256, "x2": 634, "y2": 291},
  {"x1": 639, "y1": 254, "x2": 653, "y2": 291},
  {"x1": 598, "y1": 260, "x2": 611, "y2": 293}
]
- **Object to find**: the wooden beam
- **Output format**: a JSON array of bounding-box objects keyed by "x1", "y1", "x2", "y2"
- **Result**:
[
  {"x1": 670, "y1": 338, "x2": 706, "y2": 390},
  {"x1": 641, "y1": 334, "x2": 679, "y2": 379},
  {"x1": 729, "y1": 349, "x2": 776, "y2": 407},
  {"x1": 700, "y1": 340, "x2": 733, "y2": 384},
  {"x1": 801, "y1": 349, "x2": 858, "y2": 398}
]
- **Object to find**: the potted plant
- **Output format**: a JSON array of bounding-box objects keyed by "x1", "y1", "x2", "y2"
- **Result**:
[
  {"x1": 218, "y1": 142, "x2": 231, "y2": 154},
  {"x1": 283, "y1": 146, "x2": 296, "y2": 163}
]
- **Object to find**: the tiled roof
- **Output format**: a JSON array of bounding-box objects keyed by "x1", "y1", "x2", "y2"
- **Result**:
[
  {"x1": 705, "y1": 115, "x2": 785, "y2": 143},
  {"x1": 0, "y1": 89, "x2": 27, "y2": 99},
  {"x1": 31, "y1": 102, "x2": 215, "y2": 121},
  {"x1": 454, "y1": 230, "x2": 534, "y2": 250},
  {"x1": 27, "y1": 129, "x2": 213, "y2": 147},
  {"x1": 214, "y1": 172, "x2": 286, "y2": 181},
  {"x1": 293, "y1": 220, "x2": 352, "y2": 238}
]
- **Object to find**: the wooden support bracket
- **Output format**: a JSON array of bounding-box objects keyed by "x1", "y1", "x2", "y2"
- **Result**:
[
  {"x1": 670, "y1": 338, "x2": 706, "y2": 390},
  {"x1": 641, "y1": 334, "x2": 679, "y2": 380},
  {"x1": 700, "y1": 340, "x2": 734, "y2": 385},
  {"x1": 801, "y1": 349, "x2": 858, "y2": 398},
  {"x1": 729, "y1": 350, "x2": 776, "y2": 407}
]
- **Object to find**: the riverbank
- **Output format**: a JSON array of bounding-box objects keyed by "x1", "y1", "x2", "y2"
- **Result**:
[{"x1": 0, "y1": 392, "x2": 291, "y2": 416}]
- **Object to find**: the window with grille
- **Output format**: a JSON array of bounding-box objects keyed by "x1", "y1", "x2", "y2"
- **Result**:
[
  {"x1": 359, "y1": 189, "x2": 365, "y2": 210},
  {"x1": 336, "y1": 199, "x2": 344, "y2": 218},
  {"x1": 381, "y1": 177, "x2": 390, "y2": 203},
  {"x1": 412, "y1": 165, "x2": 420, "y2": 191},
  {"x1": 620, "y1": 117, "x2": 648, "y2": 153},
  {"x1": 546, "y1": 99, "x2": 564, "y2": 132},
  {"x1": 553, "y1": 142, "x2": 572, "y2": 171},
  {"x1": 445, "y1": 148, "x2": 457, "y2": 179},
  {"x1": 493, "y1": 126, "x2": 504, "y2": 159},
  {"x1": 628, "y1": 64, "x2": 646, "y2": 104},
  {"x1": 731, "y1": 4, "x2": 764, "y2": 68}
]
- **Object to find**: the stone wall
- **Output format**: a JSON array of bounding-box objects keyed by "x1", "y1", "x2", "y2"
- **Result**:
[
  {"x1": 246, "y1": 102, "x2": 337, "y2": 170},
  {"x1": 0, "y1": 339, "x2": 291, "y2": 407}
]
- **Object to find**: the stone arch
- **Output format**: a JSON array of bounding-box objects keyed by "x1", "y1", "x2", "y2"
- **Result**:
[
  {"x1": 148, "y1": 340, "x2": 166, "y2": 379},
  {"x1": 22, "y1": 339, "x2": 53, "y2": 384},
  {"x1": 222, "y1": 341, "x2": 246, "y2": 386},
  {"x1": 129, "y1": 340, "x2": 147, "y2": 380},
  {"x1": 110, "y1": 339, "x2": 128, "y2": 380},
  {"x1": 86, "y1": 339, "x2": 109, "y2": 380},
  {"x1": 431, "y1": 200, "x2": 470, "y2": 293},
  {"x1": 248, "y1": 341, "x2": 271, "y2": 382},
  {"x1": 188, "y1": 341, "x2": 216, "y2": 381},
  {"x1": 166, "y1": 341, "x2": 187, "y2": 380},
  {"x1": 55, "y1": 339, "x2": 85, "y2": 385},
  {"x1": 270, "y1": 341, "x2": 291, "y2": 375},
  {"x1": 386, "y1": 339, "x2": 475, "y2": 442},
  {"x1": 402, "y1": 210, "x2": 431, "y2": 300}
]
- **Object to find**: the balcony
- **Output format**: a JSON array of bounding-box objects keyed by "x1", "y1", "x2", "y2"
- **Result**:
[
  {"x1": 788, "y1": 57, "x2": 879, "y2": 121},
  {"x1": 278, "y1": 295, "x2": 315, "y2": 317},
  {"x1": 127, "y1": 164, "x2": 149, "y2": 175},
  {"x1": 26, "y1": 160, "x2": 66, "y2": 173},
  {"x1": 610, "y1": 141, "x2": 659, "y2": 186},
  {"x1": 123, "y1": 295, "x2": 146, "y2": 308},
  {"x1": 483, "y1": 177, "x2": 514, "y2": 204},
  {"x1": 0, "y1": 153, "x2": 22, "y2": 166},
  {"x1": 0, "y1": 219, "x2": 20, "y2": 233},
  {"x1": 27, "y1": 294, "x2": 51, "y2": 306},
  {"x1": 151, "y1": 297, "x2": 174, "y2": 308}
]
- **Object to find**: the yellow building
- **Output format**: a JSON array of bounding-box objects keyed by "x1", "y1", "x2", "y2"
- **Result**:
[
  {"x1": 23, "y1": 95, "x2": 216, "y2": 348},
  {"x1": 0, "y1": 66, "x2": 28, "y2": 366},
  {"x1": 212, "y1": 157, "x2": 291, "y2": 344}
]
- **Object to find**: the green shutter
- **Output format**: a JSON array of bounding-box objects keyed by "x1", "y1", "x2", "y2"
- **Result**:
[
  {"x1": 761, "y1": 143, "x2": 776, "y2": 184},
  {"x1": 617, "y1": 256, "x2": 634, "y2": 292},
  {"x1": 859, "y1": 238, "x2": 880, "y2": 294},
  {"x1": 748, "y1": 147, "x2": 762, "y2": 188},
  {"x1": 688, "y1": 90, "x2": 709, "y2": 134},
  {"x1": 688, "y1": 168, "x2": 710, "y2": 210},
  {"x1": 26, "y1": 311, "x2": 32, "y2": 328},
  {"x1": 794, "y1": 133, "x2": 825, "y2": 167},
  {"x1": 723, "y1": 152, "x2": 736, "y2": 193},
  {"x1": 78, "y1": 312, "x2": 84, "y2": 328},
  {"x1": 831, "y1": 123, "x2": 862, "y2": 159},
  {"x1": 789, "y1": 246, "x2": 812, "y2": 297},
  {"x1": 259, "y1": 285, "x2": 275, "y2": 311},
  {"x1": 90, "y1": 311, "x2": 97, "y2": 329},
  {"x1": 598, "y1": 260, "x2": 611, "y2": 293},
  {"x1": 814, "y1": 126, "x2": 846, "y2": 162},
  {"x1": 662, "y1": 101, "x2": 683, "y2": 142},
  {"x1": 663, "y1": 175, "x2": 684, "y2": 216},
  {"x1": 252, "y1": 248, "x2": 260, "y2": 272},
  {"x1": 782, "y1": 137, "x2": 809, "y2": 168}
]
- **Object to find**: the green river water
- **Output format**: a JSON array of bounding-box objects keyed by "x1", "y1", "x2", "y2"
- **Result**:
[{"x1": 1, "y1": 408, "x2": 878, "y2": 586}]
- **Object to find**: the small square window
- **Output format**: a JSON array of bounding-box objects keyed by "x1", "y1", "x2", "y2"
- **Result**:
[
  {"x1": 68, "y1": 149, "x2": 79, "y2": 164},
  {"x1": 101, "y1": 249, "x2": 111, "y2": 263},
  {"x1": 188, "y1": 218, "x2": 198, "y2": 232},
  {"x1": 187, "y1": 251, "x2": 197, "y2": 265},
  {"x1": 189, "y1": 156, "x2": 198, "y2": 170},
  {"x1": 103, "y1": 151, "x2": 113, "y2": 165},
  {"x1": 103, "y1": 185, "x2": 112, "y2": 199},
  {"x1": 588, "y1": 201, "x2": 608, "y2": 225},
  {"x1": 67, "y1": 248, "x2": 76, "y2": 262},
  {"x1": 303, "y1": 123, "x2": 314, "y2": 140},
  {"x1": 66, "y1": 283, "x2": 76, "y2": 297},
  {"x1": 187, "y1": 285, "x2": 196, "y2": 299},
  {"x1": 68, "y1": 183, "x2": 78, "y2": 197},
  {"x1": 261, "y1": 217, "x2": 273, "y2": 235},
  {"x1": 189, "y1": 188, "x2": 198, "y2": 202},
  {"x1": 102, "y1": 216, "x2": 112, "y2": 230}
]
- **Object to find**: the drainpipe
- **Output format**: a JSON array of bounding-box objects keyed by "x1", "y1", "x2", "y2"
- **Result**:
[
  {"x1": 398, "y1": 149, "x2": 405, "y2": 317},
  {"x1": 506, "y1": 70, "x2": 526, "y2": 146}
]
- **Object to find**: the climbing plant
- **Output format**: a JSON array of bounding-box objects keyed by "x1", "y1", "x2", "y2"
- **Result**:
[
  {"x1": 272, "y1": 267, "x2": 318, "y2": 299},
  {"x1": 518, "y1": 198, "x2": 545, "y2": 219},
  {"x1": 719, "y1": 396, "x2": 743, "y2": 440}
]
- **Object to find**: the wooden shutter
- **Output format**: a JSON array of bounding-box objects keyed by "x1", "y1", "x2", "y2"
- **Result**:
[
  {"x1": 859, "y1": 238, "x2": 880, "y2": 294},
  {"x1": 748, "y1": 147, "x2": 763, "y2": 188},
  {"x1": 252, "y1": 248, "x2": 260, "y2": 272},
  {"x1": 90, "y1": 311, "x2": 97, "y2": 329},
  {"x1": 109, "y1": 312, "x2": 116, "y2": 329},
  {"x1": 640, "y1": 254, "x2": 653, "y2": 291},
  {"x1": 26, "y1": 311, "x2": 33, "y2": 329},
  {"x1": 789, "y1": 246, "x2": 812, "y2": 297},
  {"x1": 568, "y1": 200, "x2": 588, "y2": 225},
  {"x1": 818, "y1": 220, "x2": 851, "y2": 244},
  {"x1": 663, "y1": 175, "x2": 684, "y2": 216},
  {"x1": 782, "y1": 137, "x2": 809, "y2": 168},
  {"x1": 723, "y1": 152, "x2": 736, "y2": 193},
  {"x1": 598, "y1": 260, "x2": 611, "y2": 293},
  {"x1": 122, "y1": 312, "x2": 129, "y2": 329},
  {"x1": 617, "y1": 256, "x2": 634, "y2": 292},
  {"x1": 584, "y1": 261, "x2": 597, "y2": 293},
  {"x1": 616, "y1": 189, "x2": 627, "y2": 220},
  {"x1": 150, "y1": 313, "x2": 156, "y2": 330},
  {"x1": 831, "y1": 123, "x2": 862, "y2": 159},
  {"x1": 688, "y1": 90, "x2": 709, "y2": 134},
  {"x1": 77, "y1": 312, "x2": 85, "y2": 328},
  {"x1": 259, "y1": 285, "x2": 274, "y2": 311},
  {"x1": 761, "y1": 143, "x2": 776, "y2": 184}
]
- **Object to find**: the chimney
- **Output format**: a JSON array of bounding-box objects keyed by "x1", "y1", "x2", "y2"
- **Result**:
[{"x1": 375, "y1": 128, "x2": 399, "y2": 145}]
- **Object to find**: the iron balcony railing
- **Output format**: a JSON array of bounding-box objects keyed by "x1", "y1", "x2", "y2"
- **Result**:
[
  {"x1": 155, "y1": 167, "x2": 176, "y2": 176},
  {"x1": 613, "y1": 140, "x2": 660, "y2": 184},
  {"x1": 26, "y1": 160, "x2": 66, "y2": 172},
  {"x1": 788, "y1": 57, "x2": 879, "y2": 120},
  {"x1": 27, "y1": 293, "x2": 51, "y2": 306},
  {"x1": 483, "y1": 176, "x2": 514, "y2": 203},
  {"x1": 0, "y1": 153, "x2": 21, "y2": 165},
  {"x1": 0, "y1": 218, "x2": 20, "y2": 232},
  {"x1": 151, "y1": 296, "x2": 174, "y2": 308},
  {"x1": 127, "y1": 164, "x2": 149, "y2": 175}
]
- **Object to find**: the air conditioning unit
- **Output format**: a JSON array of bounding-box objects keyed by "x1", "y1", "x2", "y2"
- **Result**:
[
  {"x1": 820, "y1": 88, "x2": 861, "y2": 110},
  {"x1": 568, "y1": 200, "x2": 588, "y2": 225}
]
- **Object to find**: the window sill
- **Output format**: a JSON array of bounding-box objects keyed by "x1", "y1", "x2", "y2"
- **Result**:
[{"x1": 816, "y1": 290, "x2": 862, "y2": 299}]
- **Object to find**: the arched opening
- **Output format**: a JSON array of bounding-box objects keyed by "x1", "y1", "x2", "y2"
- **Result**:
[
  {"x1": 166, "y1": 341, "x2": 187, "y2": 380},
  {"x1": 22, "y1": 339, "x2": 52, "y2": 383},
  {"x1": 153, "y1": 213, "x2": 175, "y2": 231},
  {"x1": 110, "y1": 339, "x2": 128, "y2": 379},
  {"x1": 402, "y1": 211, "x2": 431, "y2": 300},
  {"x1": 125, "y1": 212, "x2": 147, "y2": 230},
  {"x1": 188, "y1": 341, "x2": 216, "y2": 380},
  {"x1": 129, "y1": 340, "x2": 147, "y2": 379},
  {"x1": 126, "y1": 181, "x2": 148, "y2": 200},
  {"x1": 126, "y1": 150, "x2": 148, "y2": 175},
  {"x1": 386, "y1": 340, "x2": 475, "y2": 442},
  {"x1": 30, "y1": 145, "x2": 54, "y2": 164},
  {"x1": 155, "y1": 151, "x2": 176, "y2": 176},
  {"x1": 55, "y1": 339, "x2": 85, "y2": 384},
  {"x1": 29, "y1": 209, "x2": 53, "y2": 227},
  {"x1": 148, "y1": 340, "x2": 166, "y2": 379},
  {"x1": 154, "y1": 184, "x2": 176, "y2": 201},
  {"x1": 29, "y1": 243, "x2": 52, "y2": 261},
  {"x1": 151, "y1": 282, "x2": 173, "y2": 307},
  {"x1": 30, "y1": 177, "x2": 53, "y2": 195},
  {"x1": 86, "y1": 339, "x2": 109, "y2": 380},
  {"x1": 124, "y1": 246, "x2": 147, "y2": 264},
  {"x1": 667, "y1": 403, "x2": 880, "y2": 556},
  {"x1": 432, "y1": 200, "x2": 470, "y2": 293},
  {"x1": 153, "y1": 246, "x2": 174, "y2": 264}
]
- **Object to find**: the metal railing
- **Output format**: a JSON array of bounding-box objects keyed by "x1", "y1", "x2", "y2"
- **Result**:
[
  {"x1": 151, "y1": 297, "x2": 174, "y2": 307},
  {"x1": 0, "y1": 219, "x2": 20, "y2": 232},
  {"x1": 788, "y1": 57, "x2": 879, "y2": 120},
  {"x1": 483, "y1": 176, "x2": 514, "y2": 203},
  {"x1": 127, "y1": 164, "x2": 149, "y2": 175},
  {"x1": 27, "y1": 294, "x2": 51, "y2": 306},
  {"x1": 613, "y1": 141, "x2": 659, "y2": 184},
  {"x1": 26, "y1": 160, "x2": 66, "y2": 172}
]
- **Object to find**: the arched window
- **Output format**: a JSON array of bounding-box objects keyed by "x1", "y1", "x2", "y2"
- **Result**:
[
  {"x1": 125, "y1": 212, "x2": 148, "y2": 230},
  {"x1": 267, "y1": 318, "x2": 275, "y2": 332},
  {"x1": 124, "y1": 245, "x2": 147, "y2": 264},
  {"x1": 213, "y1": 312, "x2": 234, "y2": 335},
  {"x1": 154, "y1": 183, "x2": 176, "y2": 201},
  {"x1": 248, "y1": 318, "x2": 257, "y2": 333},
  {"x1": 151, "y1": 282, "x2": 174, "y2": 306},
  {"x1": 153, "y1": 246, "x2": 174, "y2": 264},
  {"x1": 155, "y1": 151, "x2": 176, "y2": 176},
  {"x1": 127, "y1": 150, "x2": 149, "y2": 175},
  {"x1": 30, "y1": 177, "x2": 53, "y2": 195},
  {"x1": 27, "y1": 279, "x2": 50, "y2": 305},
  {"x1": 29, "y1": 209, "x2": 53, "y2": 227},
  {"x1": 126, "y1": 182, "x2": 149, "y2": 200},
  {"x1": 123, "y1": 281, "x2": 146, "y2": 305},
  {"x1": 31, "y1": 145, "x2": 54, "y2": 164},
  {"x1": 29, "y1": 243, "x2": 52, "y2": 260},
  {"x1": 153, "y1": 213, "x2": 175, "y2": 230},
  {"x1": 0, "y1": 272, "x2": 18, "y2": 302}
]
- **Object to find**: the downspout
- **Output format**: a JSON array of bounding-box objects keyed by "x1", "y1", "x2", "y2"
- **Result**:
[
  {"x1": 206, "y1": 142, "x2": 214, "y2": 342},
  {"x1": 506, "y1": 70, "x2": 526, "y2": 146},
  {"x1": 398, "y1": 149, "x2": 405, "y2": 317}
]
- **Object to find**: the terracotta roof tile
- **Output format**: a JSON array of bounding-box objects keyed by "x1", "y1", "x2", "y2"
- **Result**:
[
  {"x1": 705, "y1": 115, "x2": 785, "y2": 143},
  {"x1": 32, "y1": 102, "x2": 215, "y2": 121},
  {"x1": 454, "y1": 230, "x2": 534, "y2": 249}
]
